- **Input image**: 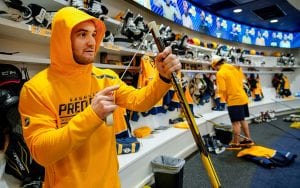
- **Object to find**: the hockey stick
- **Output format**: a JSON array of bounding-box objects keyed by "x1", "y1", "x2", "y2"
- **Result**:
[
  {"x1": 148, "y1": 21, "x2": 221, "y2": 188},
  {"x1": 196, "y1": 114, "x2": 250, "y2": 141}
]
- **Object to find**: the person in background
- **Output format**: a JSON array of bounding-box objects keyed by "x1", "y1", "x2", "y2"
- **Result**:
[
  {"x1": 215, "y1": 17, "x2": 226, "y2": 38},
  {"x1": 18, "y1": 7, "x2": 181, "y2": 188},
  {"x1": 255, "y1": 30, "x2": 265, "y2": 46},
  {"x1": 230, "y1": 23, "x2": 239, "y2": 42},
  {"x1": 153, "y1": 0, "x2": 182, "y2": 22},
  {"x1": 199, "y1": 10, "x2": 209, "y2": 33},
  {"x1": 270, "y1": 32, "x2": 278, "y2": 47},
  {"x1": 211, "y1": 56, "x2": 254, "y2": 150},
  {"x1": 133, "y1": 0, "x2": 151, "y2": 9},
  {"x1": 242, "y1": 28, "x2": 252, "y2": 44},
  {"x1": 279, "y1": 34, "x2": 291, "y2": 48},
  {"x1": 181, "y1": 0, "x2": 193, "y2": 30}
]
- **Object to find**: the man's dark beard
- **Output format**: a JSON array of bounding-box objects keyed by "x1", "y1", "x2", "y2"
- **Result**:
[{"x1": 73, "y1": 54, "x2": 94, "y2": 65}]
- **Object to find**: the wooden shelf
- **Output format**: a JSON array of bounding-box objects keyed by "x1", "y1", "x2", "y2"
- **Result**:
[
  {"x1": 243, "y1": 54, "x2": 267, "y2": 58},
  {"x1": 0, "y1": 17, "x2": 50, "y2": 44},
  {"x1": 181, "y1": 69, "x2": 216, "y2": 73},
  {"x1": 22, "y1": 0, "x2": 68, "y2": 11},
  {"x1": 0, "y1": 53, "x2": 139, "y2": 71},
  {"x1": 95, "y1": 63, "x2": 139, "y2": 71},
  {"x1": 0, "y1": 53, "x2": 50, "y2": 65},
  {"x1": 179, "y1": 57, "x2": 210, "y2": 65},
  {"x1": 185, "y1": 43, "x2": 297, "y2": 65},
  {"x1": 187, "y1": 43, "x2": 215, "y2": 52},
  {"x1": 244, "y1": 71, "x2": 289, "y2": 74},
  {"x1": 1, "y1": 16, "x2": 298, "y2": 70},
  {"x1": 100, "y1": 43, "x2": 156, "y2": 56},
  {"x1": 102, "y1": 15, "x2": 122, "y2": 31},
  {"x1": 180, "y1": 69, "x2": 295, "y2": 74},
  {"x1": 226, "y1": 62, "x2": 300, "y2": 70}
]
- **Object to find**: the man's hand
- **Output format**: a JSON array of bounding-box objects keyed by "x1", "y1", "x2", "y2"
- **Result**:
[
  {"x1": 91, "y1": 85, "x2": 119, "y2": 120},
  {"x1": 155, "y1": 47, "x2": 181, "y2": 80}
]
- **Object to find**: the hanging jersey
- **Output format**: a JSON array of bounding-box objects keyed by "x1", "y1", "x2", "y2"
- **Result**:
[
  {"x1": 252, "y1": 79, "x2": 263, "y2": 100},
  {"x1": 211, "y1": 74, "x2": 225, "y2": 103},
  {"x1": 275, "y1": 74, "x2": 291, "y2": 98},
  {"x1": 283, "y1": 75, "x2": 292, "y2": 97},
  {"x1": 255, "y1": 79, "x2": 263, "y2": 95},
  {"x1": 203, "y1": 74, "x2": 214, "y2": 97},
  {"x1": 138, "y1": 55, "x2": 156, "y2": 88},
  {"x1": 137, "y1": 55, "x2": 166, "y2": 116},
  {"x1": 248, "y1": 74, "x2": 263, "y2": 100},
  {"x1": 113, "y1": 107, "x2": 130, "y2": 138},
  {"x1": 167, "y1": 72, "x2": 194, "y2": 110},
  {"x1": 189, "y1": 73, "x2": 207, "y2": 105},
  {"x1": 283, "y1": 75, "x2": 290, "y2": 90}
]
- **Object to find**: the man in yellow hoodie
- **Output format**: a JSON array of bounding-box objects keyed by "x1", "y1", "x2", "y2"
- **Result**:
[
  {"x1": 211, "y1": 56, "x2": 254, "y2": 150},
  {"x1": 18, "y1": 7, "x2": 181, "y2": 188}
]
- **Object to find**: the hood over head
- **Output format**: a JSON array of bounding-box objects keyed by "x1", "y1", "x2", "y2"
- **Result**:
[{"x1": 50, "y1": 7, "x2": 106, "y2": 74}]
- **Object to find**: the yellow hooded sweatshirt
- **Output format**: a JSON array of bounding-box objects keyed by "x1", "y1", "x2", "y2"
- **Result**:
[
  {"x1": 216, "y1": 63, "x2": 248, "y2": 106},
  {"x1": 19, "y1": 7, "x2": 172, "y2": 188}
]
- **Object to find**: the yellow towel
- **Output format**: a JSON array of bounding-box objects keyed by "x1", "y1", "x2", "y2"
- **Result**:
[
  {"x1": 290, "y1": 122, "x2": 300, "y2": 129},
  {"x1": 174, "y1": 122, "x2": 189, "y2": 129},
  {"x1": 133, "y1": 126, "x2": 152, "y2": 138}
]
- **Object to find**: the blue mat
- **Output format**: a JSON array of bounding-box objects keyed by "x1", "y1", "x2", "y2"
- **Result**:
[
  {"x1": 250, "y1": 122, "x2": 300, "y2": 188},
  {"x1": 183, "y1": 117, "x2": 300, "y2": 188}
]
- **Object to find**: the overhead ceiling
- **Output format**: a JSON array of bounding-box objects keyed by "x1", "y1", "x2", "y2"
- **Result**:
[{"x1": 189, "y1": 0, "x2": 300, "y2": 32}]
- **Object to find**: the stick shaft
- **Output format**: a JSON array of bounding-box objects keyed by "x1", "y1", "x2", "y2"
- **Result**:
[{"x1": 149, "y1": 21, "x2": 221, "y2": 188}]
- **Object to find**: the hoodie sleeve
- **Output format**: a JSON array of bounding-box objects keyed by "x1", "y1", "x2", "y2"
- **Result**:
[
  {"x1": 19, "y1": 84, "x2": 104, "y2": 166},
  {"x1": 116, "y1": 72, "x2": 172, "y2": 111}
]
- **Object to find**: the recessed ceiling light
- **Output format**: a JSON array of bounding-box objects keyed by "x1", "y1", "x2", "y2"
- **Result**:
[
  {"x1": 233, "y1": 9, "x2": 242, "y2": 13},
  {"x1": 270, "y1": 19, "x2": 278, "y2": 23}
]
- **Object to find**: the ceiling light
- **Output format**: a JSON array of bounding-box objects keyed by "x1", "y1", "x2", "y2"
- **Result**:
[
  {"x1": 270, "y1": 19, "x2": 278, "y2": 23},
  {"x1": 233, "y1": 9, "x2": 242, "y2": 13}
]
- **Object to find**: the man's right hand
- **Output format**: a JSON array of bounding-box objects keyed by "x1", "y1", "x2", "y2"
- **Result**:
[{"x1": 91, "y1": 85, "x2": 119, "y2": 120}]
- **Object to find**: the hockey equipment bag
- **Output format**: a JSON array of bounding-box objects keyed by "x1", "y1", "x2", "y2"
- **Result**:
[{"x1": 116, "y1": 136, "x2": 140, "y2": 155}]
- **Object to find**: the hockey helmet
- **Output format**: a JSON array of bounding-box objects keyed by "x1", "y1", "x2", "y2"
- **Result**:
[
  {"x1": 192, "y1": 38, "x2": 200, "y2": 46},
  {"x1": 250, "y1": 49, "x2": 256, "y2": 55},
  {"x1": 211, "y1": 55, "x2": 223, "y2": 69}
]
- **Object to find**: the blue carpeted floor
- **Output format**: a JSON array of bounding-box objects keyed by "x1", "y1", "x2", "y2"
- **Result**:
[
  {"x1": 182, "y1": 115, "x2": 300, "y2": 188},
  {"x1": 250, "y1": 120, "x2": 300, "y2": 188}
]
